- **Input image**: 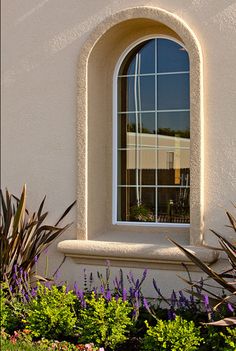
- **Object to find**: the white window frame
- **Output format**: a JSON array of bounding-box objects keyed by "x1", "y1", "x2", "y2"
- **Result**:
[{"x1": 112, "y1": 35, "x2": 190, "y2": 228}]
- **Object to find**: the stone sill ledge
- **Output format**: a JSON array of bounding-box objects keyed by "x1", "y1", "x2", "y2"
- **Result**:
[{"x1": 58, "y1": 240, "x2": 219, "y2": 270}]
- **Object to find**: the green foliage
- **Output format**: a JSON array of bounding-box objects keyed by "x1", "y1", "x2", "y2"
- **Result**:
[
  {"x1": 0, "y1": 286, "x2": 10, "y2": 330},
  {"x1": 78, "y1": 292, "x2": 133, "y2": 350},
  {"x1": 26, "y1": 283, "x2": 77, "y2": 339},
  {"x1": 0, "y1": 185, "x2": 75, "y2": 287},
  {"x1": 142, "y1": 316, "x2": 203, "y2": 351},
  {"x1": 220, "y1": 327, "x2": 236, "y2": 351},
  {"x1": 130, "y1": 204, "x2": 154, "y2": 222}
]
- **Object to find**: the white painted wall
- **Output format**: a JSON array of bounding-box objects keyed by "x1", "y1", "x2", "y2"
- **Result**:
[{"x1": 2, "y1": 0, "x2": 236, "y2": 295}]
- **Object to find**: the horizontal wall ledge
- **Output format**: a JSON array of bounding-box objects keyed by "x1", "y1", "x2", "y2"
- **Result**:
[{"x1": 58, "y1": 240, "x2": 219, "y2": 271}]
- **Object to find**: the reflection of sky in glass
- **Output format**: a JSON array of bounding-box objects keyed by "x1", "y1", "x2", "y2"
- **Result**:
[
  {"x1": 157, "y1": 39, "x2": 189, "y2": 73},
  {"x1": 157, "y1": 111, "x2": 190, "y2": 136},
  {"x1": 119, "y1": 40, "x2": 155, "y2": 75},
  {"x1": 117, "y1": 38, "x2": 190, "y2": 223},
  {"x1": 157, "y1": 75, "x2": 189, "y2": 110}
]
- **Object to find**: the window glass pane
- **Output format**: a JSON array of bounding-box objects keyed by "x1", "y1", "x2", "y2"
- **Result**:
[
  {"x1": 141, "y1": 113, "x2": 156, "y2": 134},
  {"x1": 157, "y1": 74, "x2": 190, "y2": 110},
  {"x1": 118, "y1": 76, "x2": 155, "y2": 112},
  {"x1": 119, "y1": 39, "x2": 155, "y2": 76},
  {"x1": 157, "y1": 149, "x2": 190, "y2": 185},
  {"x1": 157, "y1": 111, "x2": 190, "y2": 138},
  {"x1": 118, "y1": 150, "x2": 156, "y2": 185},
  {"x1": 118, "y1": 113, "x2": 155, "y2": 148},
  {"x1": 157, "y1": 135, "x2": 190, "y2": 150},
  {"x1": 138, "y1": 39, "x2": 155, "y2": 74},
  {"x1": 117, "y1": 187, "x2": 155, "y2": 222},
  {"x1": 116, "y1": 38, "x2": 190, "y2": 224},
  {"x1": 139, "y1": 76, "x2": 155, "y2": 110},
  {"x1": 157, "y1": 187, "x2": 190, "y2": 223},
  {"x1": 118, "y1": 77, "x2": 135, "y2": 112},
  {"x1": 157, "y1": 39, "x2": 189, "y2": 73}
]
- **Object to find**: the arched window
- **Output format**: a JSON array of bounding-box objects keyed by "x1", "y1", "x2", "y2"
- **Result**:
[{"x1": 114, "y1": 37, "x2": 190, "y2": 225}]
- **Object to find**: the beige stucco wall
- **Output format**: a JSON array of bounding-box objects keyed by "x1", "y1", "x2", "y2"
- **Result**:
[{"x1": 2, "y1": 0, "x2": 236, "y2": 296}]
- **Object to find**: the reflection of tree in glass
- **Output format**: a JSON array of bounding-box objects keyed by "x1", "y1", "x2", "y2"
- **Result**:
[
  {"x1": 127, "y1": 123, "x2": 154, "y2": 134},
  {"x1": 158, "y1": 128, "x2": 190, "y2": 139},
  {"x1": 127, "y1": 123, "x2": 190, "y2": 138}
]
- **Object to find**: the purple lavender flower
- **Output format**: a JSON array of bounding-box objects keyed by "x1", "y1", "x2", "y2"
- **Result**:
[
  {"x1": 78, "y1": 289, "x2": 84, "y2": 300},
  {"x1": 106, "y1": 290, "x2": 111, "y2": 301},
  {"x1": 31, "y1": 288, "x2": 37, "y2": 297},
  {"x1": 45, "y1": 281, "x2": 51, "y2": 289},
  {"x1": 34, "y1": 255, "x2": 38, "y2": 263},
  {"x1": 167, "y1": 308, "x2": 176, "y2": 320},
  {"x1": 203, "y1": 294, "x2": 209, "y2": 307},
  {"x1": 143, "y1": 298, "x2": 150, "y2": 311},
  {"x1": 227, "y1": 303, "x2": 234, "y2": 313},
  {"x1": 74, "y1": 282, "x2": 79, "y2": 295},
  {"x1": 142, "y1": 268, "x2": 148, "y2": 280}
]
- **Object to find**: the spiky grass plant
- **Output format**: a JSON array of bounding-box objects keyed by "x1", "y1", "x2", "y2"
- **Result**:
[
  {"x1": 170, "y1": 205, "x2": 236, "y2": 325},
  {"x1": 0, "y1": 185, "x2": 75, "y2": 288}
]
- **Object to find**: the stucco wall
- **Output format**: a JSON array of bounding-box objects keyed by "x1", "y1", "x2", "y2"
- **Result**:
[{"x1": 2, "y1": 0, "x2": 236, "y2": 296}]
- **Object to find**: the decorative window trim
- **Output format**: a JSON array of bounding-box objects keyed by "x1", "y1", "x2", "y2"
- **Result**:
[{"x1": 58, "y1": 6, "x2": 214, "y2": 267}]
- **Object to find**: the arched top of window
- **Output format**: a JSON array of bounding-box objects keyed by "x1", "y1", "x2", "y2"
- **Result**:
[{"x1": 114, "y1": 37, "x2": 190, "y2": 225}]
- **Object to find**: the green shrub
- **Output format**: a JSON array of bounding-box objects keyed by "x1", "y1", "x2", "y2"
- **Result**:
[
  {"x1": 142, "y1": 315, "x2": 203, "y2": 351},
  {"x1": 220, "y1": 327, "x2": 236, "y2": 351},
  {"x1": 0, "y1": 286, "x2": 24, "y2": 334},
  {"x1": 0, "y1": 287, "x2": 10, "y2": 330},
  {"x1": 26, "y1": 283, "x2": 77, "y2": 339},
  {"x1": 78, "y1": 292, "x2": 133, "y2": 350}
]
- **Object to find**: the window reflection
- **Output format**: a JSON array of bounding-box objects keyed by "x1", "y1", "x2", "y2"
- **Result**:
[{"x1": 117, "y1": 38, "x2": 190, "y2": 223}]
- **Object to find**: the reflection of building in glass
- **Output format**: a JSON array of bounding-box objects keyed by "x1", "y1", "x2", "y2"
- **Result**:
[
  {"x1": 118, "y1": 132, "x2": 190, "y2": 223},
  {"x1": 116, "y1": 38, "x2": 190, "y2": 224}
]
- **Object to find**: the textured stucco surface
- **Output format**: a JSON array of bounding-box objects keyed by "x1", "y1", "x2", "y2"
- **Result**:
[
  {"x1": 2, "y1": 0, "x2": 236, "y2": 295},
  {"x1": 75, "y1": 5, "x2": 203, "y2": 246}
]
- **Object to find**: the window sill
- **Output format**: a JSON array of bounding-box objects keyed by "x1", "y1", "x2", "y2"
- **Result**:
[{"x1": 58, "y1": 239, "x2": 219, "y2": 270}]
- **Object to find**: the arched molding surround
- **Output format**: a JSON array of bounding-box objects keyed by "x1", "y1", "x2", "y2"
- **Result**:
[{"x1": 58, "y1": 6, "x2": 214, "y2": 268}]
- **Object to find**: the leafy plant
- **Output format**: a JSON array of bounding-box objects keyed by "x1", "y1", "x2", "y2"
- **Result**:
[
  {"x1": 26, "y1": 283, "x2": 77, "y2": 339},
  {"x1": 142, "y1": 315, "x2": 203, "y2": 351},
  {"x1": 130, "y1": 204, "x2": 154, "y2": 222},
  {"x1": 170, "y1": 205, "x2": 236, "y2": 325},
  {"x1": 78, "y1": 292, "x2": 133, "y2": 350},
  {"x1": 0, "y1": 285, "x2": 11, "y2": 330},
  {"x1": 220, "y1": 327, "x2": 236, "y2": 351},
  {"x1": 0, "y1": 185, "x2": 75, "y2": 287}
]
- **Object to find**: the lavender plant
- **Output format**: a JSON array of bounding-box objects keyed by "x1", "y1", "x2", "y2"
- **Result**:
[{"x1": 170, "y1": 205, "x2": 236, "y2": 325}]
